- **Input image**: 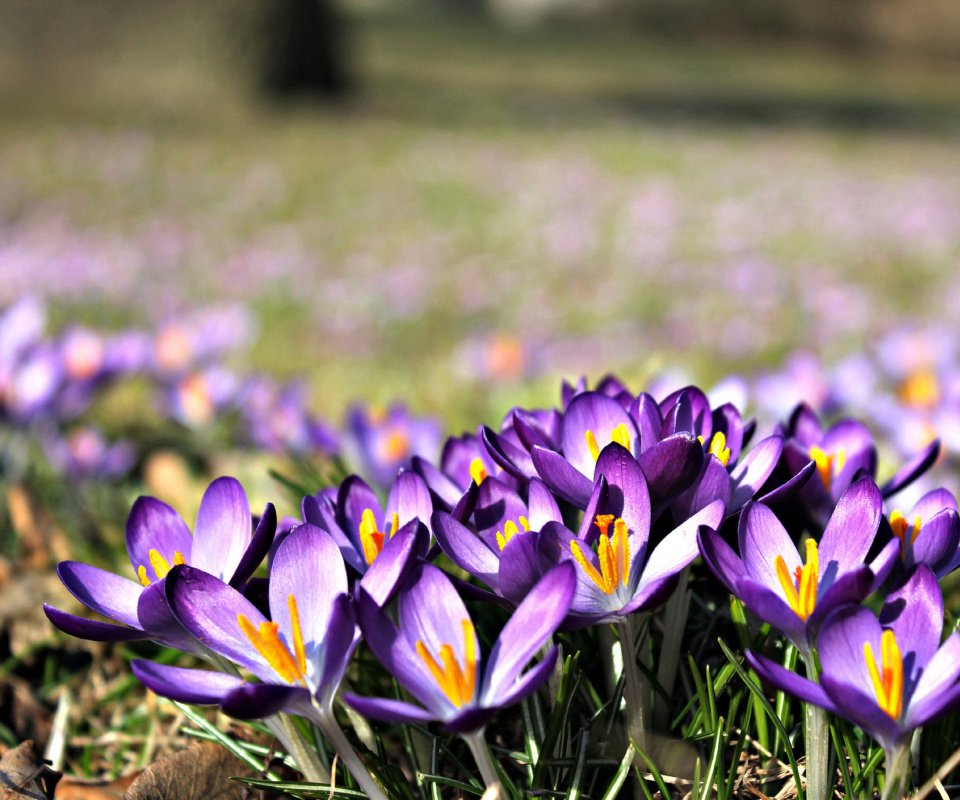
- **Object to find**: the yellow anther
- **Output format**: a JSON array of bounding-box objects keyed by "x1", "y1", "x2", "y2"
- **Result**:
[
  {"x1": 865, "y1": 629, "x2": 903, "y2": 720},
  {"x1": 774, "y1": 539, "x2": 819, "y2": 621},
  {"x1": 238, "y1": 614, "x2": 304, "y2": 685},
  {"x1": 148, "y1": 549, "x2": 171, "y2": 579},
  {"x1": 416, "y1": 619, "x2": 477, "y2": 708},
  {"x1": 809, "y1": 446, "x2": 845, "y2": 491},
  {"x1": 497, "y1": 520, "x2": 520, "y2": 551},
  {"x1": 890, "y1": 510, "x2": 922, "y2": 560},
  {"x1": 900, "y1": 369, "x2": 940, "y2": 410},
  {"x1": 390, "y1": 511, "x2": 399, "y2": 537},
  {"x1": 594, "y1": 514, "x2": 615, "y2": 538},
  {"x1": 469, "y1": 457, "x2": 489, "y2": 485},
  {"x1": 585, "y1": 430, "x2": 601, "y2": 462},
  {"x1": 358, "y1": 508, "x2": 389, "y2": 566},
  {"x1": 706, "y1": 431, "x2": 731, "y2": 467},
  {"x1": 519, "y1": 516, "x2": 530, "y2": 531},
  {"x1": 173, "y1": 551, "x2": 186, "y2": 566},
  {"x1": 288, "y1": 595, "x2": 307, "y2": 677},
  {"x1": 570, "y1": 517, "x2": 631, "y2": 594},
  {"x1": 137, "y1": 565, "x2": 150, "y2": 587}
]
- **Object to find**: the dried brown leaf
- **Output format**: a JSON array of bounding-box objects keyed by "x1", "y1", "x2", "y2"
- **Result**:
[
  {"x1": 0, "y1": 741, "x2": 61, "y2": 800},
  {"x1": 122, "y1": 742, "x2": 253, "y2": 800},
  {"x1": 54, "y1": 774, "x2": 138, "y2": 800}
]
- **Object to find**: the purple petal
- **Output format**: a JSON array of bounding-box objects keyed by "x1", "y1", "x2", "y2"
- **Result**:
[
  {"x1": 342, "y1": 693, "x2": 437, "y2": 726},
  {"x1": 137, "y1": 581, "x2": 205, "y2": 654},
  {"x1": 907, "y1": 511, "x2": 960, "y2": 575},
  {"x1": 385, "y1": 470, "x2": 433, "y2": 527},
  {"x1": 489, "y1": 645, "x2": 560, "y2": 709},
  {"x1": 497, "y1": 532, "x2": 546, "y2": 605},
  {"x1": 911, "y1": 489, "x2": 958, "y2": 521},
  {"x1": 867, "y1": 538, "x2": 902, "y2": 593},
  {"x1": 271, "y1": 524, "x2": 347, "y2": 647},
  {"x1": 431, "y1": 510, "x2": 501, "y2": 593},
  {"x1": 739, "y1": 502, "x2": 800, "y2": 595},
  {"x1": 697, "y1": 526, "x2": 746, "y2": 595},
  {"x1": 636, "y1": 500, "x2": 725, "y2": 594},
  {"x1": 451, "y1": 480, "x2": 478, "y2": 523},
  {"x1": 125, "y1": 497, "x2": 193, "y2": 582},
  {"x1": 817, "y1": 605, "x2": 882, "y2": 697},
  {"x1": 229, "y1": 503, "x2": 276, "y2": 588},
  {"x1": 907, "y1": 633, "x2": 960, "y2": 726},
  {"x1": 659, "y1": 390, "x2": 695, "y2": 439},
  {"x1": 728, "y1": 437, "x2": 782, "y2": 512},
  {"x1": 818, "y1": 477, "x2": 882, "y2": 572},
  {"x1": 131, "y1": 660, "x2": 245, "y2": 705},
  {"x1": 907, "y1": 674, "x2": 960, "y2": 731},
  {"x1": 191, "y1": 477, "x2": 252, "y2": 581},
  {"x1": 482, "y1": 426, "x2": 537, "y2": 481},
  {"x1": 673, "y1": 456, "x2": 732, "y2": 520},
  {"x1": 630, "y1": 393, "x2": 663, "y2": 453},
  {"x1": 757, "y1": 459, "x2": 815, "y2": 506},
  {"x1": 594, "y1": 443, "x2": 651, "y2": 537},
  {"x1": 619, "y1": 572, "x2": 681, "y2": 615},
  {"x1": 736, "y1": 578, "x2": 809, "y2": 650},
  {"x1": 483, "y1": 563, "x2": 575, "y2": 700},
  {"x1": 745, "y1": 651, "x2": 838, "y2": 713},
  {"x1": 337, "y1": 475, "x2": 382, "y2": 547},
  {"x1": 881, "y1": 438, "x2": 941, "y2": 498},
  {"x1": 807, "y1": 566, "x2": 873, "y2": 629},
  {"x1": 562, "y1": 392, "x2": 638, "y2": 477},
  {"x1": 819, "y1": 673, "x2": 903, "y2": 753},
  {"x1": 222, "y1": 683, "x2": 316, "y2": 720},
  {"x1": 526, "y1": 478, "x2": 562, "y2": 530},
  {"x1": 879, "y1": 564, "x2": 943, "y2": 673},
  {"x1": 531, "y1": 445, "x2": 593, "y2": 508},
  {"x1": 512, "y1": 409, "x2": 551, "y2": 451},
  {"x1": 638, "y1": 433, "x2": 704, "y2": 508},
  {"x1": 577, "y1": 476, "x2": 610, "y2": 543},
  {"x1": 788, "y1": 403, "x2": 822, "y2": 446},
  {"x1": 317, "y1": 594, "x2": 359, "y2": 705},
  {"x1": 712, "y1": 404, "x2": 744, "y2": 465},
  {"x1": 359, "y1": 519, "x2": 427, "y2": 606},
  {"x1": 412, "y1": 455, "x2": 462, "y2": 510},
  {"x1": 44, "y1": 605, "x2": 146, "y2": 641},
  {"x1": 543, "y1": 523, "x2": 620, "y2": 618},
  {"x1": 302, "y1": 495, "x2": 365, "y2": 574},
  {"x1": 57, "y1": 562, "x2": 142, "y2": 628},
  {"x1": 475, "y1": 478, "x2": 527, "y2": 542}
]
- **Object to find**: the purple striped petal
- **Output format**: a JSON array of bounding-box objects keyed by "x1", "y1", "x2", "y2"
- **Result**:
[
  {"x1": 907, "y1": 633, "x2": 960, "y2": 726},
  {"x1": 879, "y1": 565, "x2": 943, "y2": 674},
  {"x1": 482, "y1": 426, "x2": 537, "y2": 481},
  {"x1": 125, "y1": 497, "x2": 193, "y2": 582},
  {"x1": 343, "y1": 693, "x2": 437, "y2": 726},
  {"x1": 191, "y1": 478, "x2": 252, "y2": 581},
  {"x1": 337, "y1": 475, "x2": 382, "y2": 548},
  {"x1": 317, "y1": 594, "x2": 359, "y2": 706},
  {"x1": 907, "y1": 510, "x2": 960, "y2": 576},
  {"x1": 57, "y1": 562, "x2": 142, "y2": 628},
  {"x1": 131, "y1": 660, "x2": 245, "y2": 705},
  {"x1": 697, "y1": 526, "x2": 746, "y2": 595},
  {"x1": 638, "y1": 433, "x2": 704, "y2": 508},
  {"x1": 881, "y1": 438, "x2": 941, "y2": 498},
  {"x1": 526, "y1": 478, "x2": 562, "y2": 530},
  {"x1": 636, "y1": 500, "x2": 725, "y2": 595},
  {"x1": 817, "y1": 477, "x2": 882, "y2": 573},
  {"x1": 385, "y1": 470, "x2": 433, "y2": 527},
  {"x1": 302, "y1": 495, "x2": 365, "y2": 574},
  {"x1": 222, "y1": 683, "x2": 317, "y2": 720},
  {"x1": 739, "y1": 502, "x2": 800, "y2": 595},
  {"x1": 531, "y1": 445, "x2": 593, "y2": 508},
  {"x1": 359, "y1": 519, "x2": 426, "y2": 606},
  {"x1": 498, "y1": 532, "x2": 546, "y2": 605},
  {"x1": 728, "y1": 437, "x2": 782, "y2": 512},
  {"x1": 229, "y1": 503, "x2": 276, "y2": 588},
  {"x1": 412, "y1": 455, "x2": 462, "y2": 510},
  {"x1": 431, "y1": 510, "x2": 501, "y2": 592},
  {"x1": 594, "y1": 443, "x2": 651, "y2": 538},
  {"x1": 399, "y1": 564, "x2": 476, "y2": 673},
  {"x1": 630, "y1": 392, "x2": 662, "y2": 453},
  {"x1": 673, "y1": 456, "x2": 732, "y2": 520},
  {"x1": 562, "y1": 392, "x2": 638, "y2": 477},
  {"x1": 44, "y1": 605, "x2": 147, "y2": 641}
]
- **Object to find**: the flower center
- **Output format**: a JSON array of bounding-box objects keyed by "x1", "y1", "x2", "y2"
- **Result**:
[
  {"x1": 416, "y1": 619, "x2": 477, "y2": 708},
  {"x1": 809, "y1": 445, "x2": 845, "y2": 491},
  {"x1": 585, "y1": 423, "x2": 631, "y2": 462},
  {"x1": 889, "y1": 510, "x2": 922, "y2": 561},
  {"x1": 177, "y1": 373, "x2": 214, "y2": 426},
  {"x1": 137, "y1": 549, "x2": 186, "y2": 586},
  {"x1": 864, "y1": 629, "x2": 903, "y2": 720},
  {"x1": 377, "y1": 429, "x2": 410, "y2": 463},
  {"x1": 495, "y1": 516, "x2": 530, "y2": 550},
  {"x1": 899, "y1": 368, "x2": 940, "y2": 410},
  {"x1": 569, "y1": 516, "x2": 630, "y2": 595},
  {"x1": 359, "y1": 508, "x2": 399, "y2": 565},
  {"x1": 774, "y1": 538, "x2": 818, "y2": 621},
  {"x1": 698, "y1": 431, "x2": 731, "y2": 467},
  {"x1": 469, "y1": 457, "x2": 489, "y2": 485},
  {"x1": 238, "y1": 594, "x2": 307, "y2": 686}
]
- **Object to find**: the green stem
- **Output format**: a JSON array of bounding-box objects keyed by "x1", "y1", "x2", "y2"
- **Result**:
[
  {"x1": 802, "y1": 652, "x2": 832, "y2": 800},
  {"x1": 462, "y1": 729, "x2": 502, "y2": 796},
  {"x1": 881, "y1": 744, "x2": 912, "y2": 800},
  {"x1": 653, "y1": 565, "x2": 691, "y2": 730},
  {"x1": 318, "y1": 713, "x2": 390, "y2": 800},
  {"x1": 619, "y1": 615, "x2": 647, "y2": 754}
]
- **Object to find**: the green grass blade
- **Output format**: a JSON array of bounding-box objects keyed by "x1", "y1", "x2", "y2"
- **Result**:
[{"x1": 600, "y1": 744, "x2": 639, "y2": 800}]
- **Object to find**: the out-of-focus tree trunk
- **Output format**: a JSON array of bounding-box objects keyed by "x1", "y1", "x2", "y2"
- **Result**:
[{"x1": 264, "y1": 0, "x2": 351, "y2": 100}]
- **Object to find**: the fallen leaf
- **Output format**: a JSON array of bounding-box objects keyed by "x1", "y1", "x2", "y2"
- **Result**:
[
  {"x1": 0, "y1": 740, "x2": 61, "y2": 800},
  {"x1": 55, "y1": 774, "x2": 137, "y2": 800},
  {"x1": 122, "y1": 742, "x2": 252, "y2": 800}
]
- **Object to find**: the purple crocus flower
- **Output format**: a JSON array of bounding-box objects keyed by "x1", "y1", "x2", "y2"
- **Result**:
[
  {"x1": 44, "y1": 477, "x2": 275, "y2": 653},
  {"x1": 301, "y1": 471, "x2": 429, "y2": 604},
  {"x1": 698, "y1": 476, "x2": 899, "y2": 656},
  {"x1": 344, "y1": 560, "x2": 575, "y2": 734},
  {"x1": 539, "y1": 443, "x2": 726, "y2": 625},
  {"x1": 747, "y1": 564, "x2": 960, "y2": 793},
  {"x1": 780, "y1": 403, "x2": 940, "y2": 531},
  {"x1": 887, "y1": 488, "x2": 960, "y2": 577},
  {"x1": 411, "y1": 429, "x2": 501, "y2": 512},
  {"x1": 345, "y1": 402, "x2": 441, "y2": 490},
  {"x1": 431, "y1": 476, "x2": 563, "y2": 605},
  {"x1": 42, "y1": 425, "x2": 136, "y2": 481}
]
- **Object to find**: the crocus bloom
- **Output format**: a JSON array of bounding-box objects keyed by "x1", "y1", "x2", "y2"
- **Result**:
[
  {"x1": 344, "y1": 560, "x2": 575, "y2": 734},
  {"x1": 44, "y1": 477, "x2": 275, "y2": 653},
  {"x1": 412, "y1": 429, "x2": 502, "y2": 511},
  {"x1": 301, "y1": 471, "x2": 429, "y2": 604},
  {"x1": 887, "y1": 488, "x2": 960, "y2": 577},
  {"x1": 541, "y1": 443, "x2": 725, "y2": 625},
  {"x1": 698, "y1": 476, "x2": 899, "y2": 655},
  {"x1": 747, "y1": 564, "x2": 960, "y2": 769}
]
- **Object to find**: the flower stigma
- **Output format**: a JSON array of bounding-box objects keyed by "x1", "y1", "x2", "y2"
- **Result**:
[
  {"x1": 238, "y1": 595, "x2": 307, "y2": 685},
  {"x1": 416, "y1": 619, "x2": 477, "y2": 708},
  {"x1": 809, "y1": 446, "x2": 845, "y2": 491},
  {"x1": 889, "y1": 510, "x2": 922, "y2": 560},
  {"x1": 359, "y1": 509, "x2": 399, "y2": 565},
  {"x1": 864, "y1": 629, "x2": 903, "y2": 720},
  {"x1": 496, "y1": 516, "x2": 529, "y2": 551},
  {"x1": 137, "y1": 549, "x2": 186, "y2": 586},
  {"x1": 585, "y1": 423, "x2": 632, "y2": 462},
  {"x1": 570, "y1": 516, "x2": 630, "y2": 594},
  {"x1": 775, "y1": 538, "x2": 818, "y2": 620}
]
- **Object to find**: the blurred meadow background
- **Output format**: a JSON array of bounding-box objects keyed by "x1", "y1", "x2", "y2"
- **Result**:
[{"x1": 4, "y1": 0, "x2": 960, "y2": 788}]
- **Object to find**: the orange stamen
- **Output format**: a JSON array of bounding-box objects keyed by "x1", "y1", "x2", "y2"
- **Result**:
[
  {"x1": 415, "y1": 619, "x2": 477, "y2": 707},
  {"x1": 359, "y1": 508, "x2": 395, "y2": 565},
  {"x1": 238, "y1": 614, "x2": 304, "y2": 685},
  {"x1": 809, "y1": 446, "x2": 845, "y2": 491},
  {"x1": 706, "y1": 432, "x2": 731, "y2": 467},
  {"x1": 585, "y1": 424, "x2": 632, "y2": 463},
  {"x1": 469, "y1": 457, "x2": 489, "y2": 485},
  {"x1": 570, "y1": 517, "x2": 631, "y2": 594},
  {"x1": 864, "y1": 629, "x2": 903, "y2": 720},
  {"x1": 774, "y1": 539, "x2": 818, "y2": 621},
  {"x1": 288, "y1": 595, "x2": 307, "y2": 677},
  {"x1": 890, "y1": 510, "x2": 922, "y2": 560}
]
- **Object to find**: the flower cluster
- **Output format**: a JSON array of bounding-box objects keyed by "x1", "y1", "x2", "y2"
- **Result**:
[{"x1": 44, "y1": 373, "x2": 960, "y2": 800}]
